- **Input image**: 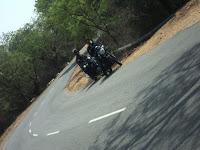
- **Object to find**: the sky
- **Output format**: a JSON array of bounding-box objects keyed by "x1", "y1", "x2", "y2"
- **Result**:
[{"x1": 0, "y1": 0, "x2": 36, "y2": 35}]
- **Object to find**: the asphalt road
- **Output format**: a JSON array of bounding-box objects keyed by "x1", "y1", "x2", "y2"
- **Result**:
[{"x1": 4, "y1": 23, "x2": 200, "y2": 150}]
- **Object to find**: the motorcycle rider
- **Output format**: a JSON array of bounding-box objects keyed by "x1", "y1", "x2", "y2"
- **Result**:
[
  {"x1": 86, "y1": 40, "x2": 100, "y2": 57},
  {"x1": 73, "y1": 48, "x2": 87, "y2": 67},
  {"x1": 87, "y1": 39, "x2": 122, "y2": 66},
  {"x1": 73, "y1": 48, "x2": 99, "y2": 80}
]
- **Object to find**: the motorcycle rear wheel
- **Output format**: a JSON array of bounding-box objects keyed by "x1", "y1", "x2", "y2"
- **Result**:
[{"x1": 104, "y1": 68, "x2": 112, "y2": 76}]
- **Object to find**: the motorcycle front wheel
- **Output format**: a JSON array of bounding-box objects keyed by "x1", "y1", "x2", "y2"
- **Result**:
[{"x1": 104, "y1": 68, "x2": 112, "y2": 76}]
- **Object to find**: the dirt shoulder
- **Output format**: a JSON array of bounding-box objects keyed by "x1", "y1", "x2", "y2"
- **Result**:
[{"x1": 67, "y1": 0, "x2": 200, "y2": 92}]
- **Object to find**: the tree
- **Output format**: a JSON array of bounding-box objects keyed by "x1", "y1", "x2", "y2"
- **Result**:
[{"x1": 35, "y1": 0, "x2": 119, "y2": 44}]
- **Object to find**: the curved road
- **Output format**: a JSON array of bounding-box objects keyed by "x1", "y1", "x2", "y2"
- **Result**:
[{"x1": 3, "y1": 23, "x2": 200, "y2": 150}]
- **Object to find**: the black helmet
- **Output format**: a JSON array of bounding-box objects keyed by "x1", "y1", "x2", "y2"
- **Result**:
[{"x1": 72, "y1": 48, "x2": 79, "y2": 55}]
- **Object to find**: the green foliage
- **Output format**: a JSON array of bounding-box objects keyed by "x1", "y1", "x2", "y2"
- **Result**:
[
  {"x1": 0, "y1": 52, "x2": 33, "y2": 103},
  {"x1": 0, "y1": 50, "x2": 34, "y2": 133},
  {"x1": 0, "y1": 52, "x2": 32, "y2": 129},
  {"x1": 35, "y1": 0, "x2": 116, "y2": 43}
]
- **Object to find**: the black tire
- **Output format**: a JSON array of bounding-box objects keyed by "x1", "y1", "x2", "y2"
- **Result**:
[
  {"x1": 92, "y1": 77, "x2": 98, "y2": 81},
  {"x1": 104, "y1": 68, "x2": 112, "y2": 76}
]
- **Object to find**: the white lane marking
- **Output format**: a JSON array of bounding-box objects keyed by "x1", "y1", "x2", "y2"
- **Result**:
[
  {"x1": 46, "y1": 131, "x2": 60, "y2": 136},
  {"x1": 32, "y1": 134, "x2": 38, "y2": 137},
  {"x1": 29, "y1": 129, "x2": 32, "y2": 133},
  {"x1": 88, "y1": 107, "x2": 126, "y2": 124},
  {"x1": 29, "y1": 122, "x2": 32, "y2": 127}
]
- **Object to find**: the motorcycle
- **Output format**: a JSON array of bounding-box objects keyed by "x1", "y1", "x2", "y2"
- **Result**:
[
  {"x1": 94, "y1": 45, "x2": 122, "y2": 76},
  {"x1": 79, "y1": 56, "x2": 102, "y2": 80},
  {"x1": 76, "y1": 44, "x2": 122, "y2": 80}
]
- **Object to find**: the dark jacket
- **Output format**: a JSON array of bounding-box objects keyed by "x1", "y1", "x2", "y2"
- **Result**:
[
  {"x1": 75, "y1": 54, "x2": 87, "y2": 67},
  {"x1": 87, "y1": 42, "x2": 99, "y2": 57}
]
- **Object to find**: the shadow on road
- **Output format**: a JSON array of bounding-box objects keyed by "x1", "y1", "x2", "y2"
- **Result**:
[
  {"x1": 85, "y1": 68, "x2": 119, "y2": 91},
  {"x1": 89, "y1": 43, "x2": 200, "y2": 150},
  {"x1": 85, "y1": 81, "x2": 97, "y2": 91},
  {"x1": 99, "y1": 69, "x2": 118, "y2": 85}
]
